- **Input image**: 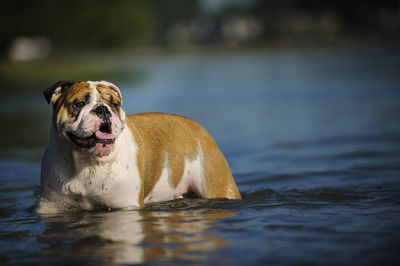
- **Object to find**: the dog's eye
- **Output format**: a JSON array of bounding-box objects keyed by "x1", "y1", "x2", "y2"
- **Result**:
[
  {"x1": 74, "y1": 101, "x2": 86, "y2": 109},
  {"x1": 111, "y1": 102, "x2": 119, "y2": 109}
]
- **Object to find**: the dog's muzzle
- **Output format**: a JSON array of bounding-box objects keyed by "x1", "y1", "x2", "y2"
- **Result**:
[
  {"x1": 93, "y1": 105, "x2": 111, "y2": 119},
  {"x1": 67, "y1": 129, "x2": 115, "y2": 150},
  {"x1": 67, "y1": 107, "x2": 116, "y2": 151}
]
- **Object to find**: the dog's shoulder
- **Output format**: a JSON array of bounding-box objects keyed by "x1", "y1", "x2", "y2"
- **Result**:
[
  {"x1": 126, "y1": 112, "x2": 208, "y2": 140},
  {"x1": 126, "y1": 112, "x2": 201, "y2": 129}
]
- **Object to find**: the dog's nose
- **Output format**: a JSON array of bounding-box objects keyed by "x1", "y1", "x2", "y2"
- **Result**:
[{"x1": 94, "y1": 105, "x2": 111, "y2": 119}]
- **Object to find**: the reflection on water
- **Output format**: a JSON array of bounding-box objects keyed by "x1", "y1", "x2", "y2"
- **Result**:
[{"x1": 39, "y1": 202, "x2": 236, "y2": 265}]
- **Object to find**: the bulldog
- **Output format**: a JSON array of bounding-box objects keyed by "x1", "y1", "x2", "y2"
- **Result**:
[{"x1": 38, "y1": 80, "x2": 241, "y2": 212}]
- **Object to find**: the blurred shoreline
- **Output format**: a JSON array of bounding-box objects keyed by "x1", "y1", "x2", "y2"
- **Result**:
[
  {"x1": 1, "y1": 0, "x2": 399, "y2": 93},
  {"x1": 1, "y1": 0, "x2": 399, "y2": 60},
  {"x1": 1, "y1": 37, "x2": 399, "y2": 95}
]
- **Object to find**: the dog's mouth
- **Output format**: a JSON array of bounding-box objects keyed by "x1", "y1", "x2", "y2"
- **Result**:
[
  {"x1": 67, "y1": 132, "x2": 115, "y2": 149},
  {"x1": 66, "y1": 121, "x2": 115, "y2": 150}
]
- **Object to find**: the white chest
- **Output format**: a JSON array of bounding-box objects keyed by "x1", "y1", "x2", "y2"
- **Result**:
[
  {"x1": 40, "y1": 128, "x2": 141, "y2": 212},
  {"x1": 63, "y1": 162, "x2": 140, "y2": 210}
]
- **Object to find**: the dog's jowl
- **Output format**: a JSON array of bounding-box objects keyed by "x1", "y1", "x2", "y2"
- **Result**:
[{"x1": 38, "y1": 80, "x2": 241, "y2": 213}]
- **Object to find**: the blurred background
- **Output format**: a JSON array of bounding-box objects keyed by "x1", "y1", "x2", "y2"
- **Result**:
[
  {"x1": 1, "y1": 0, "x2": 399, "y2": 57},
  {"x1": 1, "y1": 1, "x2": 400, "y2": 265},
  {"x1": 0, "y1": 0, "x2": 399, "y2": 157}
]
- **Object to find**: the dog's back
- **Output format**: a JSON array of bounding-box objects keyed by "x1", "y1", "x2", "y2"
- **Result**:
[{"x1": 126, "y1": 112, "x2": 241, "y2": 200}]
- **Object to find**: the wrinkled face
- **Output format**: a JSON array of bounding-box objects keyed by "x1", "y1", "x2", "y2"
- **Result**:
[{"x1": 45, "y1": 81, "x2": 126, "y2": 157}]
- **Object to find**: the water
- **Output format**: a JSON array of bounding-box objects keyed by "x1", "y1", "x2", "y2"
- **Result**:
[{"x1": 1, "y1": 46, "x2": 400, "y2": 265}]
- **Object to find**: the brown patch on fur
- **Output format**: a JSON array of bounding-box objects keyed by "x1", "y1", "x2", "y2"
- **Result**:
[
  {"x1": 43, "y1": 80, "x2": 81, "y2": 104},
  {"x1": 200, "y1": 133, "x2": 242, "y2": 199},
  {"x1": 126, "y1": 112, "x2": 242, "y2": 202},
  {"x1": 96, "y1": 83, "x2": 122, "y2": 116},
  {"x1": 53, "y1": 82, "x2": 93, "y2": 128}
]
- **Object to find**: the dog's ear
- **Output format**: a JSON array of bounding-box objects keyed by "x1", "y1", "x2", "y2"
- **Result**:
[
  {"x1": 43, "y1": 80, "x2": 81, "y2": 104},
  {"x1": 99, "y1": 80, "x2": 123, "y2": 101}
]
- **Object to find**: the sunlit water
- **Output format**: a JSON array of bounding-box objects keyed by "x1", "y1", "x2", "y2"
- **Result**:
[{"x1": 1, "y1": 46, "x2": 400, "y2": 265}]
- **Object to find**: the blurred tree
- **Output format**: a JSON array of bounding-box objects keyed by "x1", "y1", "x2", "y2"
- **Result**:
[
  {"x1": 148, "y1": 0, "x2": 202, "y2": 45},
  {"x1": 0, "y1": 0, "x2": 398, "y2": 58},
  {"x1": 252, "y1": 0, "x2": 399, "y2": 42},
  {"x1": 0, "y1": 0, "x2": 157, "y2": 56}
]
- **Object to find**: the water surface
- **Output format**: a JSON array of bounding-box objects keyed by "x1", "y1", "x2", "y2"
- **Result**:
[{"x1": 1, "y1": 46, "x2": 400, "y2": 265}]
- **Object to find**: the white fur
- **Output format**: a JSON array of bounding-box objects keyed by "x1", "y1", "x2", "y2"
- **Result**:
[
  {"x1": 87, "y1": 80, "x2": 122, "y2": 100},
  {"x1": 38, "y1": 83, "x2": 138, "y2": 213},
  {"x1": 185, "y1": 145, "x2": 206, "y2": 197},
  {"x1": 144, "y1": 154, "x2": 173, "y2": 203},
  {"x1": 144, "y1": 148, "x2": 206, "y2": 203},
  {"x1": 38, "y1": 126, "x2": 141, "y2": 213}
]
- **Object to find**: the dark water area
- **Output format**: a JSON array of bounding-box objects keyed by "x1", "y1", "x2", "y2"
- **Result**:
[{"x1": 1, "y1": 46, "x2": 400, "y2": 265}]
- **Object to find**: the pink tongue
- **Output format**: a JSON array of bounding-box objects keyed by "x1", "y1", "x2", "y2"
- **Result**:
[{"x1": 95, "y1": 131, "x2": 115, "y2": 140}]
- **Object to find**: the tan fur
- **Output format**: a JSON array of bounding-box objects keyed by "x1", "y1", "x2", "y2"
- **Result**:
[
  {"x1": 126, "y1": 112, "x2": 242, "y2": 203},
  {"x1": 96, "y1": 83, "x2": 123, "y2": 116},
  {"x1": 53, "y1": 82, "x2": 92, "y2": 127}
]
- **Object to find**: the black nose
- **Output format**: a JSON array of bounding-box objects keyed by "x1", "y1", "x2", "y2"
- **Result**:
[{"x1": 94, "y1": 105, "x2": 111, "y2": 119}]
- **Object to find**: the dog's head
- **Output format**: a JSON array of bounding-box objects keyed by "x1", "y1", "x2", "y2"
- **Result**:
[{"x1": 44, "y1": 80, "x2": 126, "y2": 157}]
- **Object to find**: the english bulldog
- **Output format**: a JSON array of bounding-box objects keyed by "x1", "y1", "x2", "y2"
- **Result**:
[{"x1": 38, "y1": 80, "x2": 241, "y2": 212}]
